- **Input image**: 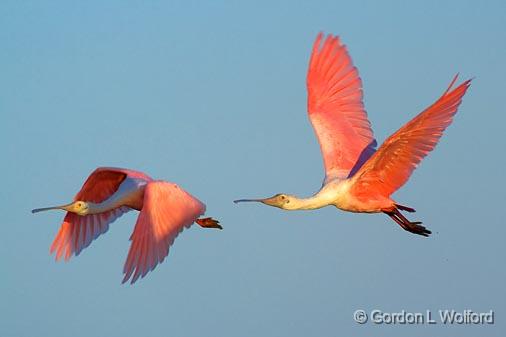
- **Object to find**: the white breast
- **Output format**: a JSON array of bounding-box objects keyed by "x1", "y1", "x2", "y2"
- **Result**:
[{"x1": 317, "y1": 179, "x2": 355, "y2": 211}]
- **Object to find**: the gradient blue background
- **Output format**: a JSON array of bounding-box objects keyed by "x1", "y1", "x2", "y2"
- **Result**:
[{"x1": 1, "y1": 1, "x2": 505, "y2": 336}]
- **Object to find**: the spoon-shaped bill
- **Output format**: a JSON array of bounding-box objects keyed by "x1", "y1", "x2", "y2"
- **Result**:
[
  {"x1": 31, "y1": 203, "x2": 74, "y2": 214},
  {"x1": 233, "y1": 196, "x2": 280, "y2": 206},
  {"x1": 233, "y1": 198, "x2": 265, "y2": 204}
]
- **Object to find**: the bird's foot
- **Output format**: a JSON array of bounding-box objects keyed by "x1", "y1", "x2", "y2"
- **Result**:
[
  {"x1": 402, "y1": 221, "x2": 431, "y2": 237},
  {"x1": 384, "y1": 208, "x2": 431, "y2": 237},
  {"x1": 196, "y1": 217, "x2": 222, "y2": 229}
]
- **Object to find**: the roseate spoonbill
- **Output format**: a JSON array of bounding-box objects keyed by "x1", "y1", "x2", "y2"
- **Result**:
[
  {"x1": 235, "y1": 33, "x2": 472, "y2": 237},
  {"x1": 32, "y1": 167, "x2": 221, "y2": 284}
]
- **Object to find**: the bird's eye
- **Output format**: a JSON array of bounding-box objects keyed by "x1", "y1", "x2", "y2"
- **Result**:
[{"x1": 280, "y1": 195, "x2": 285, "y2": 200}]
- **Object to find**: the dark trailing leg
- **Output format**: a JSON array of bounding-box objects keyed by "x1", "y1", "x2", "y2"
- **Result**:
[{"x1": 383, "y1": 208, "x2": 431, "y2": 237}]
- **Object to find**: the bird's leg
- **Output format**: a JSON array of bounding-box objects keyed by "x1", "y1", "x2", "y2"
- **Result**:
[
  {"x1": 196, "y1": 217, "x2": 222, "y2": 230},
  {"x1": 393, "y1": 208, "x2": 420, "y2": 225},
  {"x1": 383, "y1": 208, "x2": 431, "y2": 237},
  {"x1": 385, "y1": 211, "x2": 409, "y2": 229}
]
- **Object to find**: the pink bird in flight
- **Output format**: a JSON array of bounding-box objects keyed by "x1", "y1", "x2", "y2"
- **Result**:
[
  {"x1": 235, "y1": 32, "x2": 472, "y2": 236},
  {"x1": 32, "y1": 167, "x2": 221, "y2": 284}
]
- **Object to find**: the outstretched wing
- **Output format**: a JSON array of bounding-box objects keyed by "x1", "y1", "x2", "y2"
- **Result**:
[
  {"x1": 351, "y1": 75, "x2": 472, "y2": 199},
  {"x1": 50, "y1": 207, "x2": 131, "y2": 261},
  {"x1": 307, "y1": 32, "x2": 376, "y2": 183},
  {"x1": 122, "y1": 181, "x2": 206, "y2": 284},
  {"x1": 50, "y1": 167, "x2": 152, "y2": 261}
]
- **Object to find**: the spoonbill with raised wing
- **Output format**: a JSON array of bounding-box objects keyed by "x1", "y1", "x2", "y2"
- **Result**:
[{"x1": 235, "y1": 33, "x2": 471, "y2": 237}]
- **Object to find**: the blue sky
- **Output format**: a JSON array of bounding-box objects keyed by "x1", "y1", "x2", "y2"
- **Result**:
[{"x1": 1, "y1": 1, "x2": 505, "y2": 336}]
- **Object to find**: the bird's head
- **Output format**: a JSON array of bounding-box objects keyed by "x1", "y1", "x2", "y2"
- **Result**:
[
  {"x1": 32, "y1": 200, "x2": 90, "y2": 216},
  {"x1": 234, "y1": 193, "x2": 296, "y2": 210}
]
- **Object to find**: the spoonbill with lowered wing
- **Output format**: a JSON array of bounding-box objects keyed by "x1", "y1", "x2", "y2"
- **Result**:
[{"x1": 33, "y1": 167, "x2": 221, "y2": 283}]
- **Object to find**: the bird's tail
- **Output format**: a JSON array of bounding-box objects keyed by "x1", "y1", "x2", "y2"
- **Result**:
[
  {"x1": 395, "y1": 203, "x2": 416, "y2": 212},
  {"x1": 196, "y1": 217, "x2": 222, "y2": 229}
]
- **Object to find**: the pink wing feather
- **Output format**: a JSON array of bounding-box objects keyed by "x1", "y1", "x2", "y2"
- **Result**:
[
  {"x1": 307, "y1": 33, "x2": 376, "y2": 182},
  {"x1": 351, "y1": 75, "x2": 472, "y2": 199},
  {"x1": 50, "y1": 167, "x2": 152, "y2": 261},
  {"x1": 122, "y1": 181, "x2": 206, "y2": 284}
]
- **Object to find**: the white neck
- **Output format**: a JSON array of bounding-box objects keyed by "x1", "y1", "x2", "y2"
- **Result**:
[
  {"x1": 84, "y1": 177, "x2": 145, "y2": 215},
  {"x1": 87, "y1": 200, "x2": 118, "y2": 215},
  {"x1": 285, "y1": 195, "x2": 329, "y2": 210}
]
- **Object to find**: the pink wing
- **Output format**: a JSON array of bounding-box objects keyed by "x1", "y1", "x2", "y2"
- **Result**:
[
  {"x1": 351, "y1": 75, "x2": 472, "y2": 199},
  {"x1": 122, "y1": 181, "x2": 206, "y2": 284},
  {"x1": 50, "y1": 167, "x2": 152, "y2": 261},
  {"x1": 307, "y1": 32, "x2": 376, "y2": 182}
]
